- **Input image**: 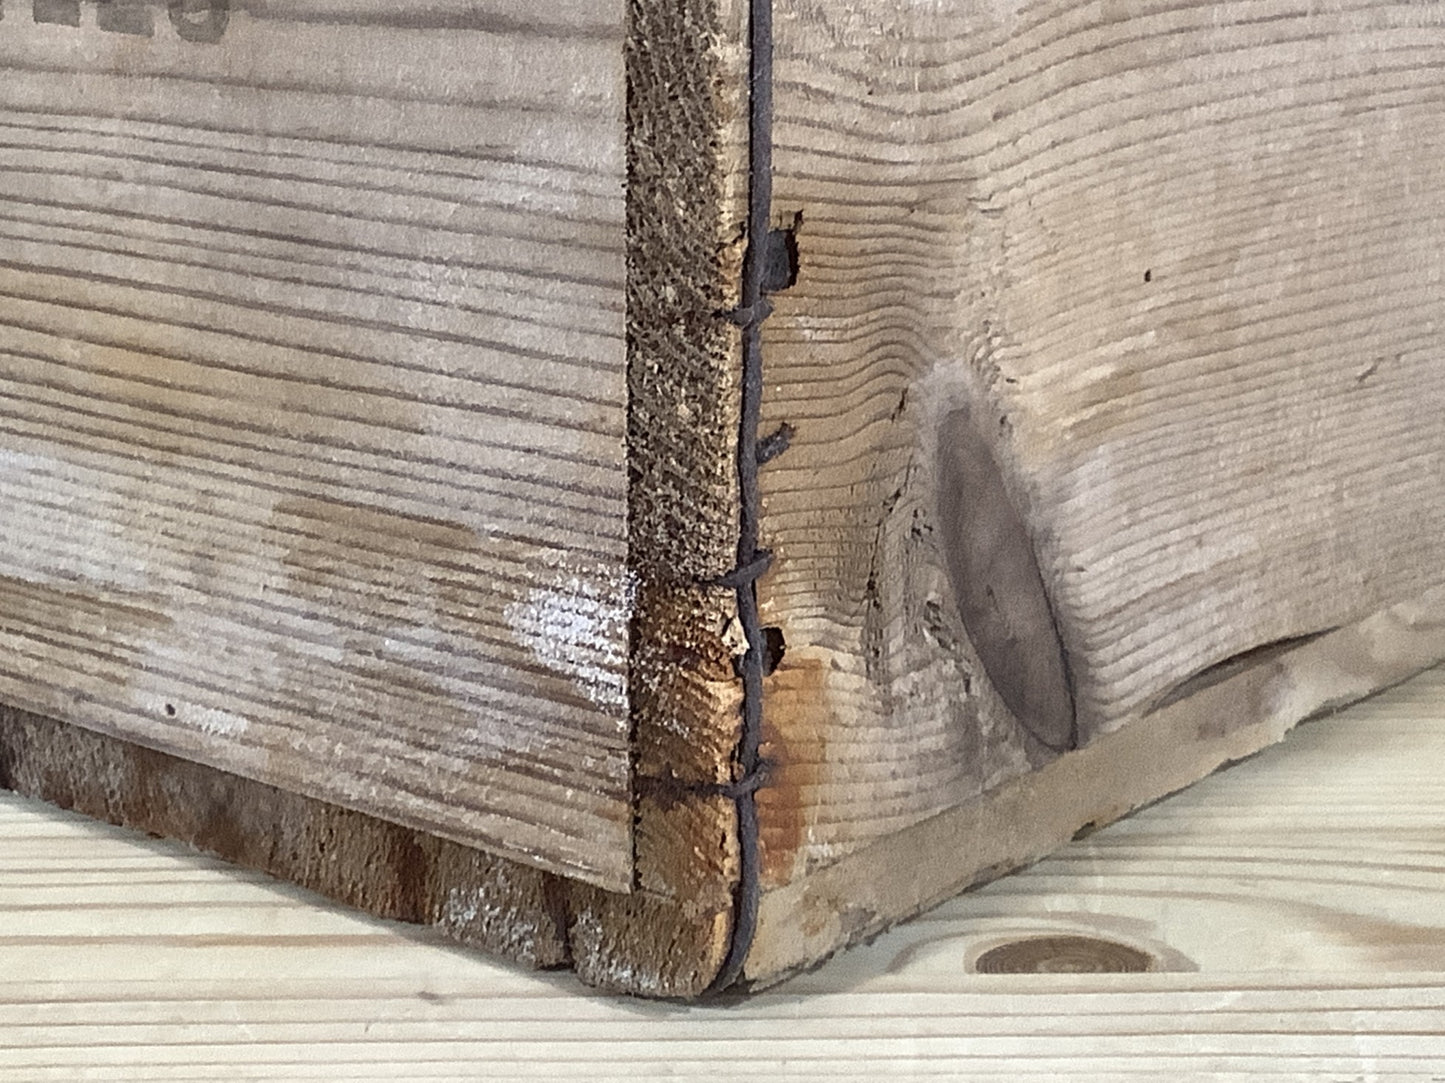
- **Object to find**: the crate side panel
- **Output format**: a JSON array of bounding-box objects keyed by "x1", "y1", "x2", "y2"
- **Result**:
[{"x1": 0, "y1": 0, "x2": 634, "y2": 888}]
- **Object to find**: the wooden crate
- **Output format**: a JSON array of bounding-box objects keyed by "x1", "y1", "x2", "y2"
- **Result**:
[{"x1": 0, "y1": 0, "x2": 1442, "y2": 997}]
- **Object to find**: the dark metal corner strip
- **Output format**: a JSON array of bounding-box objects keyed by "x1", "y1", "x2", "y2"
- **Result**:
[{"x1": 706, "y1": 0, "x2": 776, "y2": 997}]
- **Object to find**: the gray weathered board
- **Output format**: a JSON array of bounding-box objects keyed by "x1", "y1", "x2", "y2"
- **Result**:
[
  {"x1": 0, "y1": 0, "x2": 634, "y2": 889},
  {"x1": 0, "y1": 0, "x2": 1443, "y2": 997}
]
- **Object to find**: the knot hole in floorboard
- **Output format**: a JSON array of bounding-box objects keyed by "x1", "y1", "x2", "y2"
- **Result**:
[{"x1": 971, "y1": 935, "x2": 1158, "y2": 974}]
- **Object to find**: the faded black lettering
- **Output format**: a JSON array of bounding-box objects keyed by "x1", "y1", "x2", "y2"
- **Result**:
[
  {"x1": 168, "y1": 0, "x2": 226, "y2": 42},
  {"x1": 96, "y1": 0, "x2": 154, "y2": 36},
  {"x1": 15, "y1": 0, "x2": 228, "y2": 40},
  {"x1": 32, "y1": 0, "x2": 81, "y2": 26}
]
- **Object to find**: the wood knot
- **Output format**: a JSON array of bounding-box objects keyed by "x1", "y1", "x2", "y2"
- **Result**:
[
  {"x1": 972, "y1": 935, "x2": 1156, "y2": 974},
  {"x1": 936, "y1": 407, "x2": 1076, "y2": 752}
]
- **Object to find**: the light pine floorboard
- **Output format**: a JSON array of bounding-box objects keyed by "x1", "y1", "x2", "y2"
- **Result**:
[{"x1": 2, "y1": 666, "x2": 1445, "y2": 1080}]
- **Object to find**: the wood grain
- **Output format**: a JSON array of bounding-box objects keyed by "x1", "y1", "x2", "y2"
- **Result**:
[
  {"x1": 2, "y1": 666, "x2": 1444, "y2": 1079},
  {"x1": 0, "y1": 1, "x2": 635, "y2": 887},
  {"x1": 754, "y1": 0, "x2": 1445, "y2": 887},
  {"x1": 747, "y1": 587, "x2": 1445, "y2": 983}
]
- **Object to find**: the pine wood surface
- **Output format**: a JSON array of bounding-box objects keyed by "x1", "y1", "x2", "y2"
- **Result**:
[
  {"x1": 0, "y1": 1, "x2": 635, "y2": 888},
  {"x1": 754, "y1": 0, "x2": 1445, "y2": 889},
  {"x1": 2, "y1": 666, "x2": 1443, "y2": 1080}
]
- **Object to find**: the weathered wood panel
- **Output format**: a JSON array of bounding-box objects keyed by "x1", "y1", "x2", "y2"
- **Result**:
[
  {"x1": 755, "y1": 0, "x2": 1445, "y2": 885},
  {"x1": 0, "y1": 0, "x2": 634, "y2": 888}
]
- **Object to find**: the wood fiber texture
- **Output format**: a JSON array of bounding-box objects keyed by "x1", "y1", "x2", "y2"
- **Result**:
[
  {"x1": 0, "y1": 685, "x2": 733, "y2": 997},
  {"x1": 753, "y1": 0, "x2": 1445, "y2": 892},
  {"x1": 0, "y1": 0, "x2": 637, "y2": 888}
]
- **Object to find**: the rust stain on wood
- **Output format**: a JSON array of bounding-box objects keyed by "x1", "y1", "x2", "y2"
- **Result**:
[{"x1": 756, "y1": 652, "x2": 829, "y2": 888}]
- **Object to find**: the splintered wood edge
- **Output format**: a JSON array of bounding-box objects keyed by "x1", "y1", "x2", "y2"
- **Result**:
[
  {"x1": 5, "y1": 587, "x2": 1437, "y2": 999},
  {"x1": 743, "y1": 592, "x2": 1445, "y2": 988}
]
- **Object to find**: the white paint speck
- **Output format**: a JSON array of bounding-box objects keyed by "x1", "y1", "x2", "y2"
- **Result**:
[
  {"x1": 443, "y1": 886, "x2": 482, "y2": 927},
  {"x1": 187, "y1": 705, "x2": 251, "y2": 740},
  {"x1": 505, "y1": 562, "x2": 635, "y2": 714}
]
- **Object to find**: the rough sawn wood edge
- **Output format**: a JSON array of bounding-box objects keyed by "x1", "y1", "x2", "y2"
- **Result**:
[{"x1": 3, "y1": 0, "x2": 1443, "y2": 999}]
